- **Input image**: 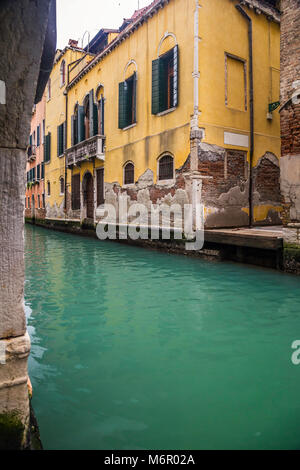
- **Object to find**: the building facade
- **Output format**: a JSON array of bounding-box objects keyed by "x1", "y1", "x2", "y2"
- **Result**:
[
  {"x1": 280, "y1": 0, "x2": 300, "y2": 246},
  {"x1": 44, "y1": 41, "x2": 91, "y2": 219},
  {"x1": 25, "y1": 93, "x2": 46, "y2": 221},
  {"x1": 43, "y1": 0, "x2": 282, "y2": 231}
]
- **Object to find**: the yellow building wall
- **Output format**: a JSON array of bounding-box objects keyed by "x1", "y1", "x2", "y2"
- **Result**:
[
  {"x1": 47, "y1": 0, "x2": 281, "y2": 226},
  {"x1": 67, "y1": 0, "x2": 195, "y2": 187},
  {"x1": 45, "y1": 48, "x2": 88, "y2": 216}
]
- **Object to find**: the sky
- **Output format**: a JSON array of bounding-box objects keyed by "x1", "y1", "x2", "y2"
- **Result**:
[{"x1": 57, "y1": 0, "x2": 152, "y2": 50}]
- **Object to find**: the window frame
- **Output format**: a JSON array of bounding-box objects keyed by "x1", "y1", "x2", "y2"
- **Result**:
[
  {"x1": 157, "y1": 154, "x2": 175, "y2": 182},
  {"x1": 123, "y1": 161, "x2": 135, "y2": 186}
]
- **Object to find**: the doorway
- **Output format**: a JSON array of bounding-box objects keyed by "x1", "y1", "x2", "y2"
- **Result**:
[{"x1": 83, "y1": 172, "x2": 94, "y2": 220}]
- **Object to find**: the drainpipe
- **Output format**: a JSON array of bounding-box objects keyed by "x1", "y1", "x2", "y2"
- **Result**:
[
  {"x1": 235, "y1": 3, "x2": 254, "y2": 227},
  {"x1": 64, "y1": 89, "x2": 68, "y2": 213},
  {"x1": 192, "y1": 0, "x2": 200, "y2": 132}
]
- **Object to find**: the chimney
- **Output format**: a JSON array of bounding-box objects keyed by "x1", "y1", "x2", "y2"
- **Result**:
[{"x1": 68, "y1": 39, "x2": 78, "y2": 48}]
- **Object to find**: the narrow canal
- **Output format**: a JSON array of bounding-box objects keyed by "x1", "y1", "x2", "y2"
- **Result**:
[{"x1": 25, "y1": 224, "x2": 300, "y2": 450}]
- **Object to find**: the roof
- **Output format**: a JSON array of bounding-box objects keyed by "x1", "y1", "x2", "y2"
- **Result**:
[{"x1": 67, "y1": 0, "x2": 280, "y2": 90}]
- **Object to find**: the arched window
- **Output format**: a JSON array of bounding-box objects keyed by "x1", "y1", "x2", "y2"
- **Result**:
[
  {"x1": 124, "y1": 162, "x2": 134, "y2": 185},
  {"x1": 152, "y1": 36, "x2": 178, "y2": 115},
  {"x1": 47, "y1": 181, "x2": 51, "y2": 196},
  {"x1": 60, "y1": 177, "x2": 65, "y2": 195},
  {"x1": 47, "y1": 79, "x2": 51, "y2": 100},
  {"x1": 158, "y1": 154, "x2": 174, "y2": 181},
  {"x1": 60, "y1": 60, "x2": 66, "y2": 86}
]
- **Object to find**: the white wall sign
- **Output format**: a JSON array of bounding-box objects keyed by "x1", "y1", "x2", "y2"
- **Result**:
[{"x1": 224, "y1": 131, "x2": 249, "y2": 148}]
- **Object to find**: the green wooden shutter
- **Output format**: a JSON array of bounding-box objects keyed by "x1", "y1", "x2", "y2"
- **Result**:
[
  {"x1": 29, "y1": 134, "x2": 32, "y2": 147},
  {"x1": 119, "y1": 81, "x2": 127, "y2": 129},
  {"x1": 48, "y1": 132, "x2": 51, "y2": 162},
  {"x1": 57, "y1": 126, "x2": 60, "y2": 156},
  {"x1": 152, "y1": 58, "x2": 160, "y2": 115},
  {"x1": 63, "y1": 121, "x2": 67, "y2": 151},
  {"x1": 173, "y1": 45, "x2": 179, "y2": 108},
  {"x1": 89, "y1": 89, "x2": 94, "y2": 137},
  {"x1": 41, "y1": 162, "x2": 44, "y2": 179},
  {"x1": 37, "y1": 125, "x2": 40, "y2": 146},
  {"x1": 71, "y1": 115, "x2": 74, "y2": 145},
  {"x1": 93, "y1": 103, "x2": 98, "y2": 136},
  {"x1": 77, "y1": 105, "x2": 85, "y2": 142},
  {"x1": 132, "y1": 72, "x2": 137, "y2": 124},
  {"x1": 159, "y1": 57, "x2": 167, "y2": 112},
  {"x1": 100, "y1": 97, "x2": 105, "y2": 135},
  {"x1": 37, "y1": 164, "x2": 40, "y2": 180}
]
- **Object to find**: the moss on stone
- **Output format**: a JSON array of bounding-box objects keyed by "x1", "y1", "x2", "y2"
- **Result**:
[
  {"x1": 284, "y1": 243, "x2": 300, "y2": 261},
  {"x1": 0, "y1": 411, "x2": 25, "y2": 450}
]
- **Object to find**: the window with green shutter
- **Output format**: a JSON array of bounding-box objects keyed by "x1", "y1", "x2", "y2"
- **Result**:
[
  {"x1": 44, "y1": 133, "x2": 51, "y2": 163},
  {"x1": 41, "y1": 163, "x2": 44, "y2": 179},
  {"x1": 77, "y1": 105, "x2": 85, "y2": 143},
  {"x1": 118, "y1": 72, "x2": 137, "y2": 129},
  {"x1": 37, "y1": 125, "x2": 40, "y2": 147},
  {"x1": 57, "y1": 123, "x2": 65, "y2": 157},
  {"x1": 152, "y1": 45, "x2": 179, "y2": 115},
  {"x1": 37, "y1": 164, "x2": 40, "y2": 180}
]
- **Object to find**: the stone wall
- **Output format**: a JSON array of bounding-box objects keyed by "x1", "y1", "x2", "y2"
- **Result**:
[
  {"x1": 0, "y1": 0, "x2": 53, "y2": 449},
  {"x1": 280, "y1": 0, "x2": 300, "y2": 235}
]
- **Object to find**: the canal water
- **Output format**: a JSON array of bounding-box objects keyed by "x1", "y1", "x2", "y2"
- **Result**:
[{"x1": 24, "y1": 224, "x2": 300, "y2": 450}]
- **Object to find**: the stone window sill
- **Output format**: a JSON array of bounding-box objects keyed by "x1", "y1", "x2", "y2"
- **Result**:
[
  {"x1": 156, "y1": 107, "x2": 177, "y2": 117},
  {"x1": 123, "y1": 123, "x2": 137, "y2": 131}
]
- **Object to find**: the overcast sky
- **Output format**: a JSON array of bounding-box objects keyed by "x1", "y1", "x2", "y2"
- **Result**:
[{"x1": 57, "y1": 0, "x2": 152, "y2": 49}]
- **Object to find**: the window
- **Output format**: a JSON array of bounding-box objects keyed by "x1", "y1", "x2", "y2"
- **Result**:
[
  {"x1": 47, "y1": 79, "x2": 51, "y2": 100},
  {"x1": 41, "y1": 162, "x2": 45, "y2": 179},
  {"x1": 118, "y1": 72, "x2": 137, "y2": 129},
  {"x1": 72, "y1": 174, "x2": 81, "y2": 210},
  {"x1": 33, "y1": 130, "x2": 36, "y2": 147},
  {"x1": 42, "y1": 119, "x2": 45, "y2": 144},
  {"x1": 98, "y1": 95, "x2": 105, "y2": 135},
  {"x1": 47, "y1": 181, "x2": 51, "y2": 196},
  {"x1": 38, "y1": 195, "x2": 40, "y2": 208},
  {"x1": 152, "y1": 45, "x2": 179, "y2": 115},
  {"x1": 37, "y1": 125, "x2": 40, "y2": 147},
  {"x1": 84, "y1": 95, "x2": 90, "y2": 140},
  {"x1": 124, "y1": 162, "x2": 134, "y2": 185},
  {"x1": 57, "y1": 122, "x2": 66, "y2": 156},
  {"x1": 60, "y1": 177, "x2": 65, "y2": 195},
  {"x1": 42, "y1": 193, "x2": 45, "y2": 209},
  {"x1": 71, "y1": 91, "x2": 98, "y2": 145},
  {"x1": 225, "y1": 53, "x2": 247, "y2": 111},
  {"x1": 60, "y1": 60, "x2": 66, "y2": 86},
  {"x1": 37, "y1": 164, "x2": 40, "y2": 180},
  {"x1": 44, "y1": 133, "x2": 51, "y2": 162},
  {"x1": 158, "y1": 154, "x2": 174, "y2": 181},
  {"x1": 28, "y1": 197, "x2": 30, "y2": 208}
]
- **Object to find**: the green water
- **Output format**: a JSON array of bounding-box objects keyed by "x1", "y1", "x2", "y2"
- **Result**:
[{"x1": 24, "y1": 224, "x2": 300, "y2": 450}]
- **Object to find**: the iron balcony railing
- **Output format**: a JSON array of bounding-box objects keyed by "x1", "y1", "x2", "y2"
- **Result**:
[{"x1": 66, "y1": 135, "x2": 105, "y2": 168}]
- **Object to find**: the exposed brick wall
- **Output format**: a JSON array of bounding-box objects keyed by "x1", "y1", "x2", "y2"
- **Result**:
[
  {"x1": 280, "y1": 0, "x2": 300, "y2": 157},
  {"x1": 254, "y1": 157, "x2": 281, "y2": 203},
  {"x1": 199, "y1": 148, "x2": 247, "y2": 202},
  {"x1": 280, "y1": 0, "x2": 300, "y2": 230}
]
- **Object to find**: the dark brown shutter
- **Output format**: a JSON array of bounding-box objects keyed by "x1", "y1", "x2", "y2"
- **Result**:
[
  {"x1": 72, "y1": 173, "x2": 81, "y2": 210},
  {"x1": 96, "y1": 168, "x2": 104, "y2": 206}
]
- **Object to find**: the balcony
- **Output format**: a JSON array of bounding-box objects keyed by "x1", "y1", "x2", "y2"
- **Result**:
[
  {"x1": 27, "y1": 145, "x2": 36, "y2": 162},
  {"x1": 66, "y1": 135, "x2": 105, "y2": 168}
]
